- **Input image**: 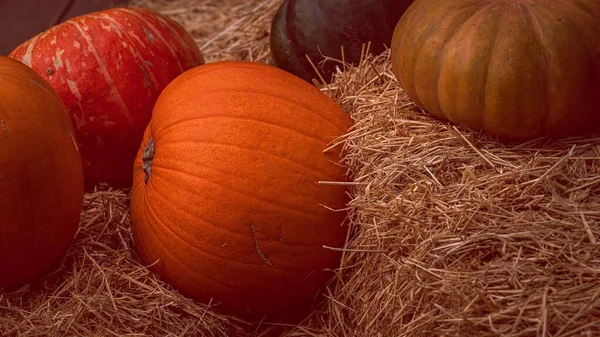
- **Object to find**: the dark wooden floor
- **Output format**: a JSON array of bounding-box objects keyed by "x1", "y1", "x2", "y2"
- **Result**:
[{"x1": 0, "y1": 0, "x2": 130, "y2": 56}]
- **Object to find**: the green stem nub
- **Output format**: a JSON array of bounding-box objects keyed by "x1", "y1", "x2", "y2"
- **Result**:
[{"x1": 142, "y1": 137, "x2": 155, "y2": 184}]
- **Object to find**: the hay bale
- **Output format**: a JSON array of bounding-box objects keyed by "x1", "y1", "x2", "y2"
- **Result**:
[
  {"x1": 2, "y1": 0, "x2": 599, "y2": 336},
  {"x1": 311, "y1": 51, "x2": 600, "y2": 336}
]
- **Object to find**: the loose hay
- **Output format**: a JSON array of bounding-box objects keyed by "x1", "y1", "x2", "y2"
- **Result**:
[
  {"x1": 131, "y1": 0, "x2": 280, "y2": 64},
  {"x1": 2, "y1": 0, "x2": 600, "y2": 336},
  {"x1": 0, "y1": 190, "x2": 241, "y2": 336}
]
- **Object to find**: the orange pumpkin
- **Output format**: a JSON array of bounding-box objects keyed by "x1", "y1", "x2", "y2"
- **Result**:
[
  {"x1": 130, "y1": 61, "x2": 352, "y2": 317},
  {"x1": 391, "y1": 0, "x2": 600, "y2": 141},
  {"x1": 0, "y1": 56, "x2": 84, "y2": 289}
]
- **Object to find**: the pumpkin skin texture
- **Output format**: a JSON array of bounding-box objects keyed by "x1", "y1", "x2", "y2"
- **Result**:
[
  {"x1": 0, "y1": 56, "x2": 84, "y2": 289},
  {"x1": 130, "y1": 61, "x2": 353, "y2": 318},
  {"x1": 391, "y1": 0, "x2": 600, "y2": 141},
  {"x1": 270, "y1": 0, "x2": 413, "y2": 84},
  {"x1": 9, "y1": 7, "x2": 204, "y2": 191}
]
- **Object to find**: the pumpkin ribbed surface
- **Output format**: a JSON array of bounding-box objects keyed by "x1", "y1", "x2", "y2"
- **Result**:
[
  {"x1": 391, "y1": 0, "x2": 600, "y2": 141},
  {"x1": 130, "y1": 61, "x2": 353, "y2": 317},
  {"x1": 0, "y1": 56, "x2": 84, "y2": 289},
  {"x1": 9, "y1": 7, "x2": 204, "y2": 190}
]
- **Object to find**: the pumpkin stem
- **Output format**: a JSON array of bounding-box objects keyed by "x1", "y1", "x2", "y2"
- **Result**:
[
  {"x1": 0, "y1": 119, "x2": 11, "y2": 142},
  {"x1": 250, "y1": 223, "x2": 274, "y2": 268},
  {"x1": 142, "y1": 137, "x2": 155, "y2": 184}
]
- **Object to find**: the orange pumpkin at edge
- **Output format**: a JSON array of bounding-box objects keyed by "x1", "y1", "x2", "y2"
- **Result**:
[
  {"x1": 0, "y1": 56, "x2": 84, "y2": 289},
  {"x1": 129, "y1": 61, "x2": 353, "y2": 318}
]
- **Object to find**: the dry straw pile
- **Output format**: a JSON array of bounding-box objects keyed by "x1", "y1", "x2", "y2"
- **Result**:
[{"x1": 2, "y1": 0, "x2": 599, "y2": 336}]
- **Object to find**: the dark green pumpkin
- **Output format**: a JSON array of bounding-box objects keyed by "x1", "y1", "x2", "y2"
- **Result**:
[{"x1": 270, "y1": 0, "x2": 413, "y2": 84}]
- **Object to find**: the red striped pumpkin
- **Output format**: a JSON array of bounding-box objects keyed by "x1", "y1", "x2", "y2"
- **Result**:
[{"x1": 9, "y1": 7, "x2": 204, "y2": 190}]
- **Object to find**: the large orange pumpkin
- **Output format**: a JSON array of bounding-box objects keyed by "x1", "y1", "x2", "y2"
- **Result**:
[
  {"x1": 130, "y1": 61, "x2": 353, "y2": 317},
  {"x1": 0, "y1": 56, "x2": 84, "y2": 289},
  {"x1": 9, "y1": 7, "x2": 204, "y2": 190},
  {"x1": 391, "y1": 0, "x2": 600, "y2": 141}
]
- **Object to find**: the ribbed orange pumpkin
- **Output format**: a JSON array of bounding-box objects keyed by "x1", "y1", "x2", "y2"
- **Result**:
[
  {"x1": 391, "y1": 0, "x2": 600, "y2": 141},
  {"x1": 130, "y1": 61, "x2": 352, "y2": 317},
  {"x1": 0, "y1": 56, "x2": 84, "y2": 289}
]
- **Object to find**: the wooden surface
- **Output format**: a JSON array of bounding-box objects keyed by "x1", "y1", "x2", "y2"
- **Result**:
[{"x1": 0, "y1": 0, "x2": 130, "y2": 56}]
